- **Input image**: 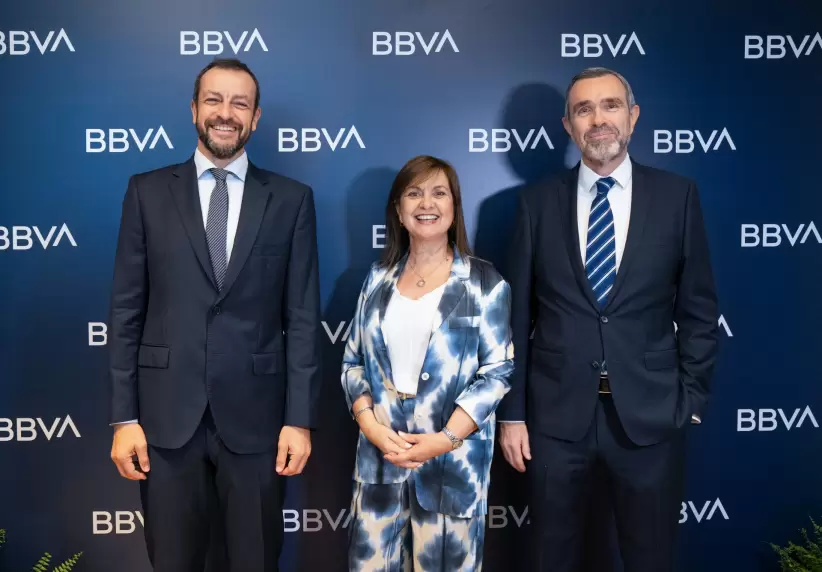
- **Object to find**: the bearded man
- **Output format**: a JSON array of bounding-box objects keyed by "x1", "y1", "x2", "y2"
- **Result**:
[{"x1": 108, "y1": 58, "x2": 321, "y2": 572}]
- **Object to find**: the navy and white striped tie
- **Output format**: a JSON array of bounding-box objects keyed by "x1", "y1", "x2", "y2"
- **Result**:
[
  {"x1": 585, "y1": 177, "x2": 617, "y2": 307},
  {"x1": 206, "y1": 168, "x2": 230, "y2": 290}
]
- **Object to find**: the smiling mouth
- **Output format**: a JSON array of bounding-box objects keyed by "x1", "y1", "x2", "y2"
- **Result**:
[
  {"x1": 210, "y1": 124, "x2": 238, "y2": 136},
  {"x1": 415, "y1": 214, "x2": 440, "y2": 223}
]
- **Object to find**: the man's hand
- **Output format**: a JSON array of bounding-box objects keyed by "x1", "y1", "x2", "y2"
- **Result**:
[
  {"x1": 276, "y1": 426, "x2": 312, "y2": 476},
  {"x1": 499, "y1": 423, "x2": 531, "y2": 473},
  {"x1": 111, "y1": 423, "x2": 149, "y2": 481},
  {"x1": 383, "y1": 431, "x2": 452, "y2": 469}
]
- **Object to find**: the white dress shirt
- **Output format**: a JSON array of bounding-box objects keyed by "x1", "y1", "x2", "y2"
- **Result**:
[
  {"x1": 382, "y1": 284, "x2": 446, "y2": 395},
  {"x1": 112, "y1": 149, "x2": 249, "y2": 425},
  {"x1": 500, "y1": 154, "x2": 700, "y2": 424}
]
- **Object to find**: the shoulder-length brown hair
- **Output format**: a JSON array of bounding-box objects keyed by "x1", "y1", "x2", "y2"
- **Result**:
[{"x1": 380, "y1": 155, "x2": 472, "y2": 268}]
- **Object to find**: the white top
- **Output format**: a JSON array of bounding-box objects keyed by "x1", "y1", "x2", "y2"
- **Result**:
[
  {"x1": 194, "y1": 148, "x2": 248, "y2": 262},
  {"x1": 383, "y1": 283, "x2": 446, "y2": 395},
  {"x1": 576, "y1": 153, "x2": 632, "y2": 269}
]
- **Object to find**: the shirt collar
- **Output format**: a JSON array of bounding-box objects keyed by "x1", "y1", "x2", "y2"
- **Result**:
[
  {"x1": 194, "y1": 148, "x2": 248, "y2": 182},
  {"x1": 578, "y1": 153, "x2": 632, "y2": 194}
]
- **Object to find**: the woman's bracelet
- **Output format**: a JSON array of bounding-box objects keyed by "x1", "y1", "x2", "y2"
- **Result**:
[{"x1": 354, "y1": 406, "x2": 373, "y2": 421}]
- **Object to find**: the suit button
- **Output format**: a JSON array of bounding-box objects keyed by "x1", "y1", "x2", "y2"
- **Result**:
[
  {"x1": 600, "y1": 316, "x2": 608, "y2": 324},
  {"x1": 591, "y1": 361, "x2": 600, "y2": 369},
  {"x1": 421, "y1": 372, "x2": 430, "y2": 381},
  {"x1": 213, "y1": 306, "x2": 221, "y2": 315}
]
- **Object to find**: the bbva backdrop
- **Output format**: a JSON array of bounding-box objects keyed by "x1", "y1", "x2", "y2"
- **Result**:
[{"x1": 1, "y1": 0, "x2": 821, "y2": 570}]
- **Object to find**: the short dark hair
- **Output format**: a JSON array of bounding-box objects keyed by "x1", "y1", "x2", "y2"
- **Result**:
[
  {"x1": 381, "y1": 155, "x2": 472, "y2": 268},
  {"x1": 192, "y1": 58, "x2": 260, "y2": 110}
]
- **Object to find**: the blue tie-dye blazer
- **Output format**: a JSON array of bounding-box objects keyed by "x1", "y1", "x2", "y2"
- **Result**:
[{"x1": 341, "y1": 249, "x2": 514, "y2": 518}]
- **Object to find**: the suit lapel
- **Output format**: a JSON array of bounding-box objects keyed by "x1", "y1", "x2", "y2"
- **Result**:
[
  {"x1": 558, "y1": 166, "x2": 600, "y2": 309},
  {"x1": 169, "y1": 157, "x2": 218, "y2": 291},
  {"x1": 603, "y1": 161, "x2": 652, "y2": 310},
  {"x1": 216, "y1": 162, "x2": 271, "y2": 303}
]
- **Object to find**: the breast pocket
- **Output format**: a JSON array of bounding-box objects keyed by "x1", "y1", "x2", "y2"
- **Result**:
[
  {"x1": 441, "y1": 438, "x2": 490, "y2": 516},
  {"x1": 448, "y1": 316, "x2": 480, "y2": 329}
]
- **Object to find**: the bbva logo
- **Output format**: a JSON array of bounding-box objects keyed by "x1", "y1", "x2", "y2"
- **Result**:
[
  {"x1": 740, "y1": 222, "x2": 821, "y2": 247},
  {"x1": 653, "y1": 129, "x2": 736, "y2": 153},
  {"x1": 86, "y1": 127, "x2": 173, "y2": 153},
  {"x1": 323, "y1": 321, "x2": 353, "y2": 344},
  {"x1": 679, "y1": 499, "x2": 729, "y2": 524},
  {"x1": 561, "y1": 33, "x2": 645, "y2": 57},
  {"x1": 0, "y1": 30, "x2": 74, "y2": 55},
  {"x1": 180, "y1": 29, "x2": 268, "y2": 55},
  {"x1": 93, "y1": 511, "x2": 144, "y2": 535},
  {"x1": 372, "y1": 30, "x2": 459, "y2": 55},
  {"x1": 373, "y1": 225, "x2": 387, "y2": 249},
  {"x1": 745, "y1": 34, "x2": 822, "y2": 59},
  {"x1": 278, "y1": 127, "x2": 365, "y2": 152},
  {"x1": 737, "y1": 407, "x2": 818, "y2": 432},
  {"x1": 0, "y1": 224, "x2": 77, "y2": 250},
  {"x1": 89, "y1": 323, "x2": 107, "y2": 346},
  {"x1": 0, "y1": 416, "x2": 81, "y2": 441},
  {"x1": 468, "y1": 128, "x2": 555, "y2": 153}
]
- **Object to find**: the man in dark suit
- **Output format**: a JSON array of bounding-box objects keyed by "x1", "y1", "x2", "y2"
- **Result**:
[
  {"x1": 108, "y1": 58, "x2": 321, "y2": 572},
  {"x1": 497, "y1": 67, "x2": 719, "y2": 571}
]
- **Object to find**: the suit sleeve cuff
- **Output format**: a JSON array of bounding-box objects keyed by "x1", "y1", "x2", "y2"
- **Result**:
[{"x1": 498, "y1": 420, "x2": 526, "y2": 423}]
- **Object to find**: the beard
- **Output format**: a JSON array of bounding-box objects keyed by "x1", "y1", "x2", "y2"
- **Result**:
[
  {"x1": 582, "y1": 124, "x2": 630, "y2": 163},
  {"x1": 196, "y1": 116, "x2": 251, "y2": 160}
]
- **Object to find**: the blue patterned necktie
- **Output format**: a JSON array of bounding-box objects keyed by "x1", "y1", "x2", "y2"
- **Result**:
[
  {"x1": 206, "y1": 168, "x2": 230, "y2": 290},
  {"x1": 585, "y1": 177, "x2": 617, "y2": 307}
]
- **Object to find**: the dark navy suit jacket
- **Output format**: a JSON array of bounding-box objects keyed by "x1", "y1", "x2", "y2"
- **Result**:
[
  {"x1": 108, "y1": 156, "x2": 321, "y2": 454},
  {"x1": 497, "y1": 159, "x2": 719, "y2": 446}
]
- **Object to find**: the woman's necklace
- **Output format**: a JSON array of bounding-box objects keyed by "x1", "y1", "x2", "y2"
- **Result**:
[{"x1": 408, "y1": 250, "x2": 449, "y2": 287}]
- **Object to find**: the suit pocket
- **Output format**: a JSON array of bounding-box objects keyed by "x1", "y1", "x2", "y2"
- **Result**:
[
  {"x1": 448, "y1": 315, "x2": 480, "y2": 329},
  {"x1": 441, "y1": 438, "x2": 489, "y2": 516},
  {"x1": 253, "y1": 351, "x2": 284, "y2": 375},
  {"x1": 644, "y1": 349, "x2": 678, "y2": 370},
  {"x1": 137, "y1": 345, "x2": 170, "y2": 369}
]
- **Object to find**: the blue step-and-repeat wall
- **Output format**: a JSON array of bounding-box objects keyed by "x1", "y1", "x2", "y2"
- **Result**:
[{"x1": 1, "y1": 0, "x2": 821, "y2": 570}]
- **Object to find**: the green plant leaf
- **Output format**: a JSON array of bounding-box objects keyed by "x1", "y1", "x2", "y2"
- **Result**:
[
  {"x1": 770, "y1": 517, "x2": 822, "y2": 572},
  {"x1": 53, "y1": 551, "x2": 83, "y2": 572},
  {"x1": 31, "y1": 552, "x2": 52, "y2": 572}
]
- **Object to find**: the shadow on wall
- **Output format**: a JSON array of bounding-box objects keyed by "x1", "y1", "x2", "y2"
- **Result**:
[
  {"x1": 473, "y1": 82, "x2": 575, "y2": 271},
  {"x1": 476, "y1": 82, "x2": 623, "y2": 572}
]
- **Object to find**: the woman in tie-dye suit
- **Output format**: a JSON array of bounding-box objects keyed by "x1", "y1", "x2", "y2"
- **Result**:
[{"x1": 342, "y1": 155, "x2": 514, "y2": 571}]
